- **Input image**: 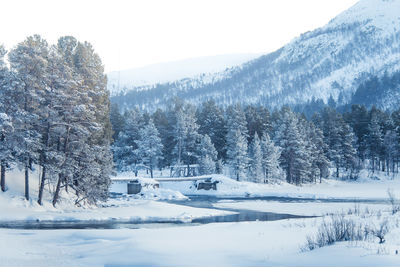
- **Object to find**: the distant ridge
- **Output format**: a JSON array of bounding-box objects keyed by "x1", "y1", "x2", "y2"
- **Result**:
[{"x1": 112, "y1": 0, "x2": 400, "y2": 111}]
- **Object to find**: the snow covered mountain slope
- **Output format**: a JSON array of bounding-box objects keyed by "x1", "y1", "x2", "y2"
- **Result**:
[
  {"x1": 112, "y1": 0, "x2": 400, "y2": 111},
  {"x1": 107, "y1": 53, "x2": 262, "y2": 96}
]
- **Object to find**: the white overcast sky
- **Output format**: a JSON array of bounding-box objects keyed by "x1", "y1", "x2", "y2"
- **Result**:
[{"x1": 1, "y1": 0, "x2": 359, "y2": 72}]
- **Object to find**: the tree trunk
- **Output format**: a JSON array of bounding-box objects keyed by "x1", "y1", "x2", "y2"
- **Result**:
[
  {"x1": 52, "y1": 174, "x2": 62, "y2": 207},
  {"x1": 372, "y1": 158, "x2": 375, "y2": 173},
  {"x1": 39, "y1": 122, "x2": 51, "y2": 205},
  {"x1": 150, "y1": 166, "x2": 153, "y2": 178},
  {"x1": 336, "y1": 166, "x2": 339, "y2": 178},
  {"x1": 37, "y1": 166, "x2": 46, "y2": 205},
  {"x1": 25, "y1": 160, "x2": 29, "y2": 201},
  {"x1": 65, "y1": 176, "x2": 68, "y2": 193},
  {"x1": 1, "y1": 160, "x2": 6, "y2": 192}
]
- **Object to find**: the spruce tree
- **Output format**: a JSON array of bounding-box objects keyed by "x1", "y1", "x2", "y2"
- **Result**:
[
  {"x1": 8, "y1": 35, "x2": 48, "y2": 200},
  {"x1": 249, "y1": 133, "x2": 263, "y2": 183},
  {"x1": 260, "y1": 133, "x2": 281, "y2": 183},
  {"x1": 227, "y1": 129, "x2": 249, "y2": 181},
  {"x1": 367, "y1": 112, "x2": 383, "y2": 172},
  {"x1": 173, "y1": 103, "x2": 199, "y2": 169},
  {"x1": 196, "y1": 100, "x2": 226, "y2": 160},
  {"x1": 0, "y1": 45, "x2": 14, "y2": 192},
  {"x1": 136, "y1": 119, "x2": 163, "y2": 178},
  {"x1": 197, "y1": 134, "x2": 217, "y2": 175}
]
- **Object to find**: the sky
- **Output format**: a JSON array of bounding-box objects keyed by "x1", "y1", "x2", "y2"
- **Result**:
[{"x1": 1, "y1": 0, "x2": 359, "y2": 72}]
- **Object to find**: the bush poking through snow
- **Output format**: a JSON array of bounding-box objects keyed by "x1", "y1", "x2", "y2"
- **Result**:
[
  {"x1": 304, "y1": 210, "x2": 397, "y2": 252},
  {"x1": 304, "y1": 215, "x2": 366, "y2": 251},
  {"x1": 366, "y1": 220, "x2": 389, "y2": 244},
  {"x1": 387, "y1": 189, "x2": 400, "y2": 215}
]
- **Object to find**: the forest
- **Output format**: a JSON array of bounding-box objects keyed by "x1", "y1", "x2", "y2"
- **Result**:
[
  {"x1": 2, "y1": 35, "x2": 400, "y2": 209},
  {"x1": 111, "y1": 98, "x2": 400, "y2": 185},
  {"x1": 0, "y1": 35, "x2": 113, "y2": 206}
]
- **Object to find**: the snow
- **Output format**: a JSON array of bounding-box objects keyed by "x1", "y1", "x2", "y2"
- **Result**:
[
  {"x1": 1, "y1": 215, "x2": 399, "y2": 267},
  {"x1": 112, "y1": 0, "x2": 400, "y2": 111},
  {"x1": 160, "y1": 171, "x2": 400, "y2": 200},
  {"x1": 214, "y1": 200, "x2": 389, "y2": 217},
  {"x1": 329, "y1": 0, "x2": 400, "y2": 36},
  {"x1": 107, "y1": 53, "x2": 262, "y2": 95},
  {"x1": 0, "y1": 169, "x2": 233, "y2": 223},
  {"x1": 2, "y1": 169, "x2": 400, "y2": 266}
]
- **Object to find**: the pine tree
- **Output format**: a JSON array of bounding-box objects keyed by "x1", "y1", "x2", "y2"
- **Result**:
[
  {"x1": 245, "y1": 105, "x2": 271, "y2": 144},
  {"x1": 226, "y1": 104, "x2": 249, "y2": 181},
  {"x1": 110, "y1": 103, "x2": 125, "y2": 141},
  {"x1": 0, "y1": 45, "x2": 14, "y2": 192},
  {"x1": 249, "y1": 133, "x2": 263, "y2": 183},
  {"x1": 51, "y1": 36, "x2": 113, "y2": 206},
  {"x1": 136, "y1": 119, "x2": 163, "y2": 178},
  {"x1": 367, "y1": 112, "x2": 383, "y2": 173},
  {"x1": 0, "y1": 113, "x2": 13, "y2": 192},
  {"x1": 274, "y1": 108, "x2": 309, "y2": 185},
  {"x1": 341, "y1": 122, "x2": 357, "y2": 178},
  {"x1": 152, "y1": 108, "x2": 174, "y2": 168},
  {"x1": 348, "y1": 105, "x2": 369, "y2": 161},
  {"x1": 8, "y1": 35, "x2": 48, "y2": 200},
  {"x1": 309, "y1": 126, "x2": 330, "y2": 183},
  {"x1": 260, "y1": 133, "x2": 281, "y2": 183},
  {"x1": 197, "y1": 134, "x2": 217, "y2": 175},
  {"x1": 113, "y1": 108, "x2": 145, "y2": 173},
  {"x1": 196, "y1": 100, "x2": 226, "y2": 160},
  {"x1": 383, "y1": 130, "x2": 398, "y2": 175},
  {"x1": 226, "y1": 104, "x2": 248, "y2": 139},
  {"x1": 227, "y1": 129, "x2": 249, "y2": 181},
  {"x1": 173, "y1": 103, "x2": 199, "y2": 169}
]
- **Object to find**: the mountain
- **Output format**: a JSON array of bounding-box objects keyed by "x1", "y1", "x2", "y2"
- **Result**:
[
  {"x1": 107, "y1": 53, "x2": 262, "y2": 96},
  {"x1": 111, "y1": 0, "x2": 400, "y2": 111}
]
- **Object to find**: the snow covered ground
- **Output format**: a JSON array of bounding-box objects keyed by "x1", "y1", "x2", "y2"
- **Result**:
[
  {"x1": 0, "y1": 170, "x2": 232, "y2": 223},
  {"x1": 214, "y1": 200, "x2": 389, "y2": 217},
  {"x1": 1, "y1": 215, "x2": 399, "y2": 267},
  {"x1": 1, "y1": 169, "x2": 400, "y2": 266},
  {"x1": 159, "y1": 170, "x2": 400, "y2": 200}
]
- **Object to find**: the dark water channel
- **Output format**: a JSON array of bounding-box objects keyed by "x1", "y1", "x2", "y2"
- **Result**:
[{"x1": 0, "y1": 195, "x2": 382, "y2": 230}]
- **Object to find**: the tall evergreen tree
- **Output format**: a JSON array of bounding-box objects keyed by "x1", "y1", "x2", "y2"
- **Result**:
[
  {"x1": 136, "y1": 119, "x2": 163, "y2": 178},
  {"x1": 249, "y1": 133, "x2": 263, "y2": 183},
  {"x1": 113, "y1": 108, "x2": 145, "y2": 173},
  {"x1": 367, "y1": 112, "x2": 383, "y2": 172},
  {"x1": 274, "y1": 108, "x2": 309, "y2": 185},
  {"x1": 152, "y1": 108, "x2": 174, "y2": 168},
  {"x1": 227, "y1": 129, "x2": 249, "y2": 181},
  {"x1": 245, "y1": 105, "x2": 271, "y2": 143},
  {"x1": 173, "y1": 103, "x2": 199, "y2": 169},
  {"x1": 197, "y1": 134, "x2": 217, "y2": 175},
  {"x1": 260, "y1": 133, "x2": 281, "y2": 183},
  {"x1": 8, "y1": 35, "x2": 48, "y2": 200},
  {"x1": 196, "y1": 100, "x2": 226, "y2": 160},
  {"x1": 0, "y1": 45, "x2": 14, "y2": 192},
  {"x1": 110, "y1": 103, "x2": 125, "y2": 141}
]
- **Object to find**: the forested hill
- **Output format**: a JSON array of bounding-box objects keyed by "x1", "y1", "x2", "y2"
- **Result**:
[{"x1": 111, "y1": 0, "x2": 400, "y2": 111}]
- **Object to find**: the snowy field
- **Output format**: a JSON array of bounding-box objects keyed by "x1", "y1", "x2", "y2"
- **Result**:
[
  {"x1": 1, "y1": 217, "x2": 400, "y2": 267},
  {"x1": 149, "y1": 169, "x2": 400, "y2": 200},
  {"x1": 0, "y1": 170, "x2": 232, "y2": 223},
  {"x1": 1, "y1": 169, "x2": 400, "y2": 266}
]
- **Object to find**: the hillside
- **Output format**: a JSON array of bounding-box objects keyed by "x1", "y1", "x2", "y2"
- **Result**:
[
  {"x1": 107, "y1": 53, "x2": 262, "y2": 96},
  {"x1": 112, "y1": 0, "x2": 400, "y2": 111}
]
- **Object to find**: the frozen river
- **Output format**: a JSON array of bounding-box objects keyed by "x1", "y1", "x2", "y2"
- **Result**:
[{"x1": 0, "y1": 195, "x2": 387, "y2": 230}]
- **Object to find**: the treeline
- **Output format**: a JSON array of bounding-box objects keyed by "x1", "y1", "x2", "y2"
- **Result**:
[
  {"x1": 111, "y1": 98, "x2": 400, "y2": 184},
  {"x1": 0, "y1": 35, "x2": 113, "y2": 206}
]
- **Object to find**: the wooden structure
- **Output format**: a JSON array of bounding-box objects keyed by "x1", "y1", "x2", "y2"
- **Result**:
[{"x1": 169, "y1": 164, "x2": 200, "y2": 177}]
